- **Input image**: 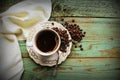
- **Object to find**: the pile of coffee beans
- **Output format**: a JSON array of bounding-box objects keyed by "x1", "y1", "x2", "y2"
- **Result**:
[
  {"x1": 52, "y1": 27, "x2": 70, "y2": 52},
  {"x1": 61, "y1": 19, "x2": 86, "y2": 51}
]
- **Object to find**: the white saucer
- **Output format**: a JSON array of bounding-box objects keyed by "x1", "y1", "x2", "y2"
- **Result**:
[{"x1": 26, "y1": 21, "x2": 72, "y2": 66}]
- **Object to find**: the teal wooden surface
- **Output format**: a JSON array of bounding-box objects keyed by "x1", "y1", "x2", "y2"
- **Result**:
[
  {"x1": 17, "y1": 0, "x2": 120, "y2": 80},
  {"x1": 19, "y1": 17, "x2": 120, "y2": 58},
  {"x1": 1, "y1": 0, "x2": 120, "y2": 80}
]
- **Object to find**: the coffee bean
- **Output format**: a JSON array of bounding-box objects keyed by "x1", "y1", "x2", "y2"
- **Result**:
[
  {"x1": 63, "y1": 8, "x2": 67, "y2": 11},
  {"x1": 65, "y1": 22, "x2": 68, "y2": 26},
  {"x1": 82, "y1": 35, "x2": 85, "y2": 37},
  {"x1": 79, "y1": 45, "x2": 82, "y2": 48},
  {"x1": 80, "y1": 29, "x2": 83, "y2": 31},
  {"x1": 52, "y1": 23, "x2": 54, "y2": 25},
  {"x1": 80, "y1": 48, "x2": 83, "y2": 51},
  {"x1": 72, "y1": 19, "x2": 75, "y2": 22},
  {"x1": 74, "y1": 24, "x2": 77, "y2": 26},
  {"x1": 52, "y1": 27, "x2": 69, "y2": 52},
  {"x1": 61, "y1": 18, "x2": 64, "y2": 21},
  {"x1": 63, "y1": 21, "x2": 86, "y2": 51},
  {"x1": 75, "y1": 45, "x2": 77, "y2": 48},
  {"x1": 83, "y1": 32, "x2": 86, "y2": 34}
]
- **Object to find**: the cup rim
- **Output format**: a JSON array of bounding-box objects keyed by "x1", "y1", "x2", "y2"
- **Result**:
[{"x1": 33, "y1": 28, "x2": 61, "y2": 56}]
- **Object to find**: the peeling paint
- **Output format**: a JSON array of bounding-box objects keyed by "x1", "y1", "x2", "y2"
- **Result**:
[
  {"x1": 57, "y1": 67, "x2": 73, "y2": 70},
  {"x1": 87, "y1": 68, "x2": 93, "y2": 72},
  {"x1": 33, "y1": 68, "x2": 41, "y2": 72},
  {"x1": 89, "y1": 44, "x2": 98, "y2": 50},
  {"x1": 99, "y1": 47, "x2": 120, "y2": 57}
]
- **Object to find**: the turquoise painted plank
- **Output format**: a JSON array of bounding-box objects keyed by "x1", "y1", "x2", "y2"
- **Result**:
[
  {"x1": 23, "y1": 58, "x2": 120, "y2": 68},
  {"x1": 18, "y1": 40, "x2": 28, "y2": 58},
  {"x1": 22, "y1": 58, "x2": 120, "y2": 68},
  {"x1": 52, "y1": 0, "x2": 120, "y2": 17},
  {"x1": 52, "y1": 17, "x2": 120, "y2": 38},
  {"x1": 21, "y1": 58, "x2": 120, "y2": 80},
  {"x1": 70, "y1": 40, "x2": 120, "y2": 57},
  {"x1": 22, "y1": 72, "x2": 120, "y2": 80}
]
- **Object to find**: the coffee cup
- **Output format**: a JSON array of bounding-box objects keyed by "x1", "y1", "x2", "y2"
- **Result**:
[{"x1": 26, "y1": 28, "x2": 61, "y2": 56}]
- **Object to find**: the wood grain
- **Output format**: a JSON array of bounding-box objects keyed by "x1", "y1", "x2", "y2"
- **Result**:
[
  {"x1": 21, "y1": 58, "x2": 120, "y2": 80},
  {"x1": 52, "y1": 0, "x2": 120, "y2": 18}
]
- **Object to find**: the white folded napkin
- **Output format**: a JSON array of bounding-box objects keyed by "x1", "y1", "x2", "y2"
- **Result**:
[
  {"x1": 0, "y1": 0, "x2": 51, "y2": 80},
  {"x1": 0, "y1": 34, "x2": 24, "y2": 80}
]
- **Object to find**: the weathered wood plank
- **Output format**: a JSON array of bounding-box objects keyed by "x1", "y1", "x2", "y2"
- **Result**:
[
  {"x1": 22, "y1": 71, "x2": 120, "y2": 80},
  {"x1": 52, "y1": 0, "x2": 120, "y2": 18},
  {"x1": 70, "y1": 41, "x2": 120, "y2": 57},
  {"x1": 19, "y1": 17, "x2": 120, "y2": 57},
  {"x1": 18, "y1": 40, "x2": 28, "y2": 58},
  {"x1": 21, "y1": 58, "x2": 120, "y2": 80},
  {"x1": 51, "y1": 17, "x2": 120, "y2": 38}
]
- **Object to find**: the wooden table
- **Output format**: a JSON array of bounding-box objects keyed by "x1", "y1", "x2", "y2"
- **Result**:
[{"x1": 1, "y1": 0, "x2": 120, "y2": 80}]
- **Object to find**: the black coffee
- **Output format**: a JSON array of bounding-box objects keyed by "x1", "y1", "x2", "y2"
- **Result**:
[{"x1": 36, "y1": 30, "x2": 59, "y2": 53}]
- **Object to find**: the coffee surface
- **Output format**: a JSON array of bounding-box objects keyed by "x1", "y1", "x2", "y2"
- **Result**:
[{"x1": 36, "y1": 30, "x2": 58, "y2": 53}]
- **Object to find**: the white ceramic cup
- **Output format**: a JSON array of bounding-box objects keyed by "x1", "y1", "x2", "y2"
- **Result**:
[{"x1": 26, "y1": 28, "x2": 61, "y2": 56}]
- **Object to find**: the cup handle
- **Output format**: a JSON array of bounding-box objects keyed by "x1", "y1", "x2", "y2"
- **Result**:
[{"x1": 26, "y1": 41, "x2": 33, "y2": 47}]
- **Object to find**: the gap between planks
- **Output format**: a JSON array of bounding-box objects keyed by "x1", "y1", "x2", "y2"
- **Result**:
[
  {"x1": 51, "y1": 16, "x2": 120, "y2": 19},
  {"x1": 22, "y1": 57, "x2": 120, "y2": 59}
]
